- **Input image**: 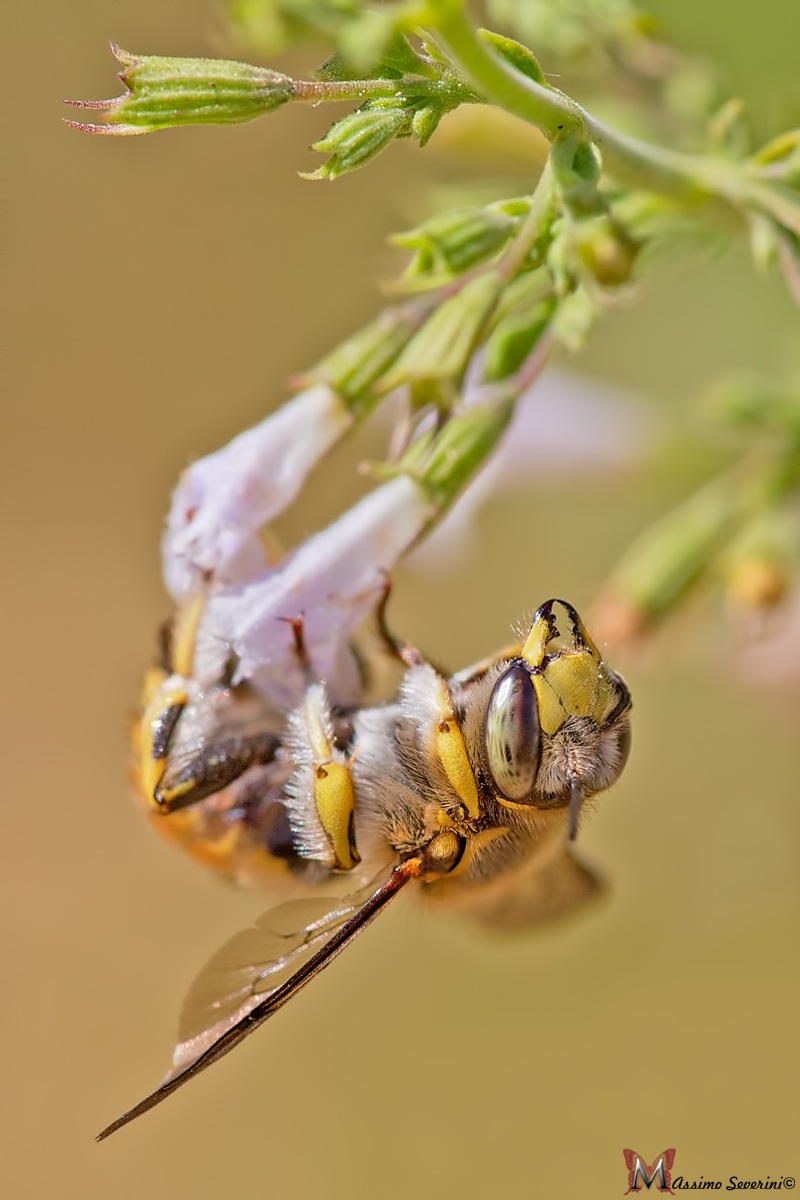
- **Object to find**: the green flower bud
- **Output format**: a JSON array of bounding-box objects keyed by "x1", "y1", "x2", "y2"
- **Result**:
[
  {"x1": 411, "y1": 104, "x2": 444, "y2": 148},
  {"x1": 379, "y1": 271, "x2": 504, "y2": 393},
  {"x1": 404, "y1": 393, "x2": 516, "y2": 513},
  {"x1": 606, "y1": 472, "x2": 745, "y2": 625},
  {"x1": 723, "y1": 510, "x2": 796, "y2": 613},
  {"x1": 392, "y1": 207, "x2": 517, "y2": 284},
  {"x1": 483, "y1": 298, "x2": 555, "y2": 382},
  {"x1": 297, "y1": 303, "x2": 430, "y2": 414},
  {"x1": 302, "y1": 103, "x2": 411, "y2": 180},
  {"x1": 573, "y1": 215, "x2": 640, "y2": 286},
  {"x1": 552, "y1": 286, "x2": 596, "y2": 351},
  {"x1": 64, "y1": 43, "x2": 294, "y2": 135}
]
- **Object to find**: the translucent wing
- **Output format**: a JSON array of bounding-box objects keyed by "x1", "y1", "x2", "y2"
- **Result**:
[
  {"x1": 431, "y1": 829, "x2": 604, "y2": 931},
  {"x1": 97, "y1": 856, "x2": 419, "y2": 1140},
  {"x1": 171, "y1": 878, "x2": 389, "y2": 1076}
]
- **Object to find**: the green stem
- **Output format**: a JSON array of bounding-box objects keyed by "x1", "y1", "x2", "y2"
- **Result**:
[
  {"x1": 499, "y1": 158, "x2": 553, "y2": 279},
  {"x1": 292, "y1": 78, "x2": 414, "y2": 102},
  {"x1": 425, "y1": 1, "x2": 738, "y2": 206},
  {"x1": 291, "y1": 74, "x2": 478, "y2": 106}
]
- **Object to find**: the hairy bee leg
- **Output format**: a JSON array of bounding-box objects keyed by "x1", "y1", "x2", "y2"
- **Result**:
[
  {"x1": 152, "y1": 730, "x2": 281, "y2": 814},
  {"x1": 285, "y1": 685, "x2": 361, "y2": 871},
  {"x1": 374, "y1": 574, "x2": 407, "y2": 663},
  {"x1": 375, "y1": 577, "x2": 450, "y2": 676}
]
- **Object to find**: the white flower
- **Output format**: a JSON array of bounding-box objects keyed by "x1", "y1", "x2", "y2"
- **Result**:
[
  {"x1": 163, "y1": 384, "x2": 353, "y2": 600},
  {"x1": 201, "y1": 474, "x2": 431, "y2": 711}
]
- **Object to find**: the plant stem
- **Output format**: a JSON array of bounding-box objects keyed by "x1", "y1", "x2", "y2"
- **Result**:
[
  {"x1": 499, "y1": 159, "x2": 553, "y2": 279},
  {"x1": 291, "y1": 79, "x2": 409, "y2": 102},
  {"x1": 425, "y1": 1, "x2": 742, "y2": 208},
  {"x1": 291, "y1": 74, "x2": 478, "y2": 106}
]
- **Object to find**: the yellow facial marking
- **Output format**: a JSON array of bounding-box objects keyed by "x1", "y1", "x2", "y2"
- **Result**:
[
  {"x1": 533, "y1": 653, "x2": 618, "y2": 735},
  {"x1": 430, "y1": 675, "x2": 480, "y2": 819},
  {"x1": 313, "y1": 761, "x2": 360, "y2": 870},
  {"x1": 436, "y1": 720, "x2": 481, "y2": 820},
  {"x1": 520, "y1": 600, "x2": 614, "y2": 735},
  {"x1": 521, "y1": 615, "x2": 551, "y2": 670}
]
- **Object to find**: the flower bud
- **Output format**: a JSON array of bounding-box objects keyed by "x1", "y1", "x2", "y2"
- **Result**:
[
  {"x1": 604, "y1": 472, "x2": 744, "y2": 627},
  {"x1": 65, "y1": 43, "x2": 294, "y2": 135},
  {"x1": 483, "y1": 298, "x2": 555, "y2": 381},
  {"x1": 302, "y1": 103, "x2": 410, "y2": 180},
  {"x1": 723, "y1": 510, "x2": 796, "y2": 614},
  {"x1": 402, "y1": 392, "x2": 516, "y2": 513},
  {"x1": 297, "y1": 303, "x2": 430, "y2": 413},
  {"x1": 392, "y1": 206, "x2": 517, "y2": 284},
  {"x1": 379, "y1": 271, "x2": 504, "y2": 393},
  {"x1": 410, "y1": 104, "x2": 444, "y2": 147},
  {"x1": 573, "y1": 215, "x2": 640, "y2": 286},
  {"x1": 552, "y1": 286, "x2": 596, "y2": 351}
]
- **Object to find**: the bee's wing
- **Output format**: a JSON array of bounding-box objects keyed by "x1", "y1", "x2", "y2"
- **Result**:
[
  {"x1": 438, "y1": 831, "x2": 604, "y2": 932},
  {"x1": 97, "y1": 857, "x2": 416, "y2": 1141}
]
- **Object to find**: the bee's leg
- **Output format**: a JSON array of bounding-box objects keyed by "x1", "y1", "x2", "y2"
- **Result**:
[
  {"x1": 139, "y1": 674, "x2": 281, "y2": 815},
  {"x1": 374, "y1": 574, "x2": 407, "y2": 663},
  {"x1": 284, "y1": 684, "x2": 360, "y2": 872},
  {"x1": 152, "y1": 729, "x2": 281, "y2": 814}
]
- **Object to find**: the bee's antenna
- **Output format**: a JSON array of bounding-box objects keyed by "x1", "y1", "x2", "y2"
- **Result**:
[{"x1": 567, "y1": 775, "x2": 583, "y2": 841}]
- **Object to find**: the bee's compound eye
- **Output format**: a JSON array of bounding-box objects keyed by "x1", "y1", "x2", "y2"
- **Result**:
[{"x1": 484, "y1": 662, "x2": 541, "y2": 802}]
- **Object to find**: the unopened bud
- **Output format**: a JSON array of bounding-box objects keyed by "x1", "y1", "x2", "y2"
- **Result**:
[
  {"x1": 303, "y1": 103, "x2": 410, "y2": 180},
  {"x1": 298, "y1": 303, "x2": 430, "y2": 413},
  {"x1": 379, "y1": 271, "x2": 504, "y2": 393},
  {"x1": 392, "y1": 206, "x2": 517, "y2": 283},
  {"x1": 403, "y1": 392, "x2": 516, "y2": 512},
  {"x1": 723, "y1": 510, "x2": 796, "y2": 613},
  {"x1": 411, "y1": 104, "x2": 444, "y2": 147},
  {"x1": 605, "y1": 472, "x2": 744, "y2": 626},
  {"x1": 574, "y1": 215, "x2": 639, "y2": 286},
  {"x1": 65, "y1": 43, "x2": 294, "y2": 135},
  {"x1": 483, "y1": 298, "x2": 555, "y2": 381}
]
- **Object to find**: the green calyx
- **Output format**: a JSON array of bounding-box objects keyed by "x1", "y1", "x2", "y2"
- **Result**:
[{"x1": 65, "y1": 43, "x2": 294, "y2": 134}]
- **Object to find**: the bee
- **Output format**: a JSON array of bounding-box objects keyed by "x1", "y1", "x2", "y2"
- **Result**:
[{"x1": 98, "y1": 594, "x2": 631, "y2": 1139}]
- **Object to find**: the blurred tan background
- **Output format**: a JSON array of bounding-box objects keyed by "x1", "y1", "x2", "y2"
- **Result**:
[{"x1": 3, "y1": 2, "x2": 799, "y2": 1197}]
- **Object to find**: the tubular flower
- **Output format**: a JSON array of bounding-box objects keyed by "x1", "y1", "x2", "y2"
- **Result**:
[
  {"x1": 199, "y1": 474, "x2": 432, "y2": 711},
  {"x1": 163, "y1": 384, "x2": 352, "y2": 600}
]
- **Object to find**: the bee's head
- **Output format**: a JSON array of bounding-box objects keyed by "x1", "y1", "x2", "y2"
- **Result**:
[{"x1": 482, "y1": 599, "x2": 631, "y2": 838}]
